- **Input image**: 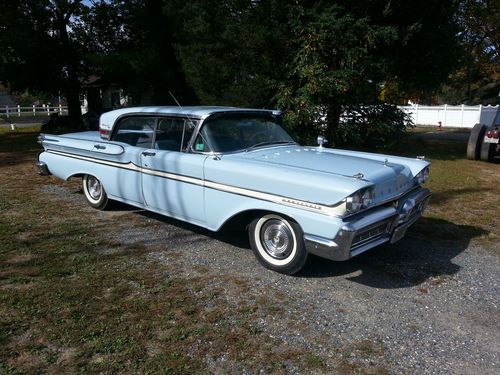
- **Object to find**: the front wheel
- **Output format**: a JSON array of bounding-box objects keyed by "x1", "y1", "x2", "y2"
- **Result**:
[
  {"x1": 82, "y1": 174, "x2": 109, "y2": 210},
  {"x1": 249, "y1": 214, "x2": 307, "y2": 275}
]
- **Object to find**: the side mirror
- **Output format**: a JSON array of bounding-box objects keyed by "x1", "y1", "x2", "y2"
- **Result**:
[{"x1": 317, "y1": 135, "x2": 327, "y2": 148}]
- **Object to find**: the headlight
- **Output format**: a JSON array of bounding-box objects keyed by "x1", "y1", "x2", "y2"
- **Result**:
[
  {"x1": 415, "y1": 167, "x2": 430, "y2": 185},
  {"x1": 345, "y1": 189, "x2": 372, "y2": 214}
]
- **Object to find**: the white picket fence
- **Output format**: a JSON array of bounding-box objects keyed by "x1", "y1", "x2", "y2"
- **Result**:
[
  {"x1": 0, "y1": 105, "x2": 88, "y2": 118},
  {"x1": 400, "y1": 104, "x2": 499, "y2": 128}
]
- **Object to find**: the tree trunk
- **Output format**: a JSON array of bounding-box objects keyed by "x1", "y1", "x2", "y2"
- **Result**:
[
  {"x1": 325, "y1": 104, "x2": 342, "y2": 147},
  {"x1": 65, "y1": 71, "x2": 82, "y2": 128},
  {"x1": 57, "y1": 10, "x2": 82, "y2": 128}
]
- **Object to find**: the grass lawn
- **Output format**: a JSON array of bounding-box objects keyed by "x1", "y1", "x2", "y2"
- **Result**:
[{"x1": 0, "y1": 126, "x2": 498, "y2": 373}]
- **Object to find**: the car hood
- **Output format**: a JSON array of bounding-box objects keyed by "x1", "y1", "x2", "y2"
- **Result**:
[
  {"x1": 243, "y1": 146, "x2": 408, "y2": 183},
  {"x1": 214, "y1": 146, "x2": 429, "y2": 206}
]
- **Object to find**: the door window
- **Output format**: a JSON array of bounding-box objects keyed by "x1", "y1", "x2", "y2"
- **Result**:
[{"x1": 155, "y1": 118, "x2": 194, "y2": 151}]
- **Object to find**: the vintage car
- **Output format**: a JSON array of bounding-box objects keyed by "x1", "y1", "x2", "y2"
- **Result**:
[{"x1": 37, "y1": 106, "x2": 431, "y2": 274}]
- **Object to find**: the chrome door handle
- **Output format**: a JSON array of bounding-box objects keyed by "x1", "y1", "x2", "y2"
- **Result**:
[{"x1": 142, "y1": 151, "x2": 156, "y2": 156}]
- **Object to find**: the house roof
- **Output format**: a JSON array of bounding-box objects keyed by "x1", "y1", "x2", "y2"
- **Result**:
[{"x1": 0, "y1": 84, "x2": 15, "y2": 106}]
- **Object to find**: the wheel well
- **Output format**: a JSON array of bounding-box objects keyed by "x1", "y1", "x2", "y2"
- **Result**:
[
  {"x1": 219, "y1": 210, "x2": 297, "y2": 232},
  {"x1": 67, "y1": 173, "x2": 85, "y2": 181}
]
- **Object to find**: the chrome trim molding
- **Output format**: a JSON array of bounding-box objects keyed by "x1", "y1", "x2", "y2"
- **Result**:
[{"x1": 45, "y1": 149, "x2": 347, "y2": 217}]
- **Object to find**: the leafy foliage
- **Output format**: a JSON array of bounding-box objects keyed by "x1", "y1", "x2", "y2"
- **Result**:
[
  {"x1": 0, "y1": 0, "x2": 486, "y2": 140},
  {"x1": 0, "y1": 0, "x2": 87, "y2": 124},
  {"x1": 437, "y1": 0, "x2": 499, "y2": 105},
  {"x1": 167, "y1": 0, "x2": 291, "y2": 107},
  {"x1": 338, "y1": 105, "x2": 413, "y2": 149},
  {"x1": 276, "y1": 0, "x2": 460, "y2": 146}
]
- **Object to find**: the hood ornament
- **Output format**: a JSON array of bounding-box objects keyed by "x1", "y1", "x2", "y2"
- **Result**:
[
  {"x1": 317, "y1": 135, "x2": 327, "y2": 148},
  {"x1": 383, "y1": 158, "x2": 389, "y2": 166},
  {"x1": 353, "y1": 173, "x2": 364, "y2": 179}
]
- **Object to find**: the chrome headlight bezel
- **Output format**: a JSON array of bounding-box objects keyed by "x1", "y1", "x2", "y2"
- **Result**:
[
  {"x1": 415, "y1": 167, "x2": 430, "y2": 185},
  {"x1": 345, "y1": 188, "x2": 373, "y2": 214}
]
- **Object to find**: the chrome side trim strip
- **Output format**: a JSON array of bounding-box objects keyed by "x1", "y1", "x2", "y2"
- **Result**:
[{"x1": 45, "y1": 149, "x2": 346, "y2": 217}]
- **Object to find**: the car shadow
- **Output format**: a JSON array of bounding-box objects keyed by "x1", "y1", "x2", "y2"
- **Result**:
[
  {"x1": 297, "y1": 217, "x2": 487, "y2": 288},
  {"x1": 136, "y1": 209, "x2": 251, "y2": 249},
  {"x1": 114, "y1": 206, "x2": 486, "y2": 289}
]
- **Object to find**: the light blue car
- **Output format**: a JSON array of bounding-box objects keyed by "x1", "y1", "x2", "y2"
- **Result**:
[{"x1": 37, "y1": 106, "x2": 431, "y2": 274}]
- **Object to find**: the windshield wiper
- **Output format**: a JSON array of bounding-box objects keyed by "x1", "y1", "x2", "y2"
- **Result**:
[{"x1": 245, "y1": 140, "x2": 296, "y2": 151}]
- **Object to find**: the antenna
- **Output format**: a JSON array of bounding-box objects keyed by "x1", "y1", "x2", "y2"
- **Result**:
[{"x1": 168, "y1": 91, "x2": 216, "y2": 155}]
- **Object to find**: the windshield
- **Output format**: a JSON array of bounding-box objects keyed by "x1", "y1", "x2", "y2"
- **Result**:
[{"x1": 194, "y1": 113, "x2": 295, "y2": 153}]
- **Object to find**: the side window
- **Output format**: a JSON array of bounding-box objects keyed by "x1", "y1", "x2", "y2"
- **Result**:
[
  {"x1": 112, "y1": 117, "x2": 155, "y2": 147},
  {"x1": 155, "y1": 118, "x2": 194, "y2": 151}
]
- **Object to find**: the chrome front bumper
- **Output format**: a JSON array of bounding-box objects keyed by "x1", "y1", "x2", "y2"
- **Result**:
[{"x1": 304, "y1": 187, "x2": 431, "y2": 261}]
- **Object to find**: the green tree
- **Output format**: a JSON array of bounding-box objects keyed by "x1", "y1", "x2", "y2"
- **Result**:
[
  {"x1": 167, "y1": 0, "x2": 292, "y2": 107},
  {"x1": 276, "y1": 0, "x2": 460, "y2": 145},
  {"x1": 0, "y1": 0, "x2": 87, "y2": 125},
  {"x1": 76, "y1": 0, "x2": 195, "y2": 105},
  {"x1": 438, "y1": 0, "x2": 499, "y2": 104}
]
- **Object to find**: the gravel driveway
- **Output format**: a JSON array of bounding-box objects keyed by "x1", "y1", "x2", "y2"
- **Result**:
[{"x1": 44, "y1": 185, "x2": 500, "y2": 374}]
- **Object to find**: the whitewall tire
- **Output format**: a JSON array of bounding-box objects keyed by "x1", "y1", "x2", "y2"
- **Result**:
[
  {"x1": 82, "y1": 174, "x2": 109, "y2": 210},
  {"x1": 249, "y1": 214, "x2": 307, "y2": 275}
]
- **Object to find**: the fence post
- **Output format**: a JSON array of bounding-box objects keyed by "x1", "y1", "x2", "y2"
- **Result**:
[
  {"x1": 443, "y1": 104, "x2": 447, "y2": 126},
  {"x1": 5, "y1": 106, "x2": 8, "y2": 118},
  {"x1": 415, "y1": 104, "x2": 419, "y2": 124},
  {"x1": 478, "y1": 104, "x2": 482, "y2": 124},
  {"x1": 46, "y1": 104, "x2": 50, "y2": 116},
  {"x1": 17, "y1": 105, "x2": 20, "y2": 117},
  {"x1": 59, "y1": 104, "x2": 62, "y2": 113},
  {"x1": 460, "y1": 104, "x2": 464, "y2": 128}
]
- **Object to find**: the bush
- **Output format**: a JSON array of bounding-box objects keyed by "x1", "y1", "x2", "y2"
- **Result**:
[
  {"x1": 338, "y1": 104, "x2": 413, "y2": 149},
  {"x1": 283, "y1": 104, "x2": 413, "y2": 149}
]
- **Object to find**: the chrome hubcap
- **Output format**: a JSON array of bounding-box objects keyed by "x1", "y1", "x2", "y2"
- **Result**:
[
  {"x1": 87, "y1": 177, "x2": 102, "y2": 200},
  {"x1": 261, "y1": 219, "x2": 293, "y2": 259}
]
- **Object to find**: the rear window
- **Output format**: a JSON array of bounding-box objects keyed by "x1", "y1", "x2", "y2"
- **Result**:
[{"x1": 112, "y1": 117, "x2": 155, "y2": 147}]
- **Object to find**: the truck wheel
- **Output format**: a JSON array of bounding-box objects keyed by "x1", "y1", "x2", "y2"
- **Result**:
[
  {"x1": 479, "y1": 138, "x2": 495, "y2": 162},
  {"x1": 82, "y1": 175, "x2": 109, "y2": 210},
  {"x1": 466, "y1": 124, "x2": 487, "y2": 160},
  {"x1": 249, "y1": 214, "x2": 307, "y2": 275}
]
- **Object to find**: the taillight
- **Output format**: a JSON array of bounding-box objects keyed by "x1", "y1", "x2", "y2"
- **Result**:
[
  {"x1": 100, "y1": 128, "x2": 110, "y2": 139},
  {"x1": 493, "y1": 130, "x2": 499, "y2": 139},
  {"x1": 486, "y1": 130, "x2": 493, "y2": 138}
]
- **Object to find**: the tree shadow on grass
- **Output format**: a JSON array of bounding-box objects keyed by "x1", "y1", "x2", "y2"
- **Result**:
[
  {"x1": 431, "y1": 187, "x2": 497, "y2": 204},
  {"x1": 297, "y1": 217, "x2": 487, "y2": 288}
]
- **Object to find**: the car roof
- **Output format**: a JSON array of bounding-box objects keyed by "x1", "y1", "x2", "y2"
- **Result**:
[{"x1": 100, "y1": 106, "x2": 280, "y2": 126}]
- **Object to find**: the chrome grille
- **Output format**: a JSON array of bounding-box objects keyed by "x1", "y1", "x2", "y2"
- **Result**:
[{"x1": 351, "y1": 219, "x2": 392, "y2": 249}]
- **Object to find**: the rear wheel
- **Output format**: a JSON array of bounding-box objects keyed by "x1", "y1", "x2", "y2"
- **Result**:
[
  {"x1": 249, "y1": 214, "x2": 307, "y2": 275},
  {"x1": 479, "y1": 138, "x2": 496, "y2": 162},
  {"x1": 82, "y1": 174, "x2": 109, "y2": 210},
  {"x1": 466, "y1": 124, "x2": 487, "y2": 160}
]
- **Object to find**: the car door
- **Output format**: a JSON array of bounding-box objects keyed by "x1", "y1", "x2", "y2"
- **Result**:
[{"x1": 141, "y1": 117, "x2": 207, "y2": 224}]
